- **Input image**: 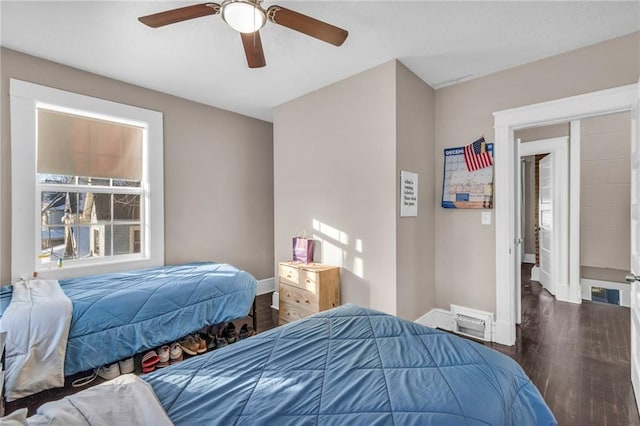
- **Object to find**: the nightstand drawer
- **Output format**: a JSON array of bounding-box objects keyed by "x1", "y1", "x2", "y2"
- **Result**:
[
  {"x1": 279, "y1": 300, "x2": 315, "y2": 324},
  {"x1": 279, "y1": 265, "x2": 318, "y2": 293},
  {"x1": 298, "y1": 270, "x2": 319, "y2": 293},
  {"x1": 279, "y1": 264, "x2": 300, "y2": 286},
  {"x1": 279, "y1": 282, "x2": 318, "y2": 311}
]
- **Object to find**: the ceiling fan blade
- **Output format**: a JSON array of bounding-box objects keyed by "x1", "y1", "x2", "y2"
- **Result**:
[
  {"x1": 267, "y1": 6, "x2": 348, "y2": 47},
  {"x1": 139, "y1": 3, "x2": 220, "y2": 28},
  {"x1": 241, "y1": 32, "x2": 266, "y2": 69}
]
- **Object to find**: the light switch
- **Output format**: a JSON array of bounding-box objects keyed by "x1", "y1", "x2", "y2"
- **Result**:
[{"x1": 481, "y1": 211, "x2": 492, "y2": 225}]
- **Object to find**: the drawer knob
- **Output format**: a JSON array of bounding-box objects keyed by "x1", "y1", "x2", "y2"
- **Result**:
[
  {"x1": 286, "y1": 274, "x2": 292, "y2": 279},
  {"x1": 305, "y1": 279, "x2": 311, "y2": 284}
]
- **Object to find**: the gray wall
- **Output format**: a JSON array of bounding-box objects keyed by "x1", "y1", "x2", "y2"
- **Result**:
[
  {"x1": 517, "y1": 124, "x2": 569, "y2": 143},
  {"x1": 581, "y1": 111, "x2": 631, "y2": 271},
  {"x1": 0, "y1": 47, "x2": 274, "y2": 283},
  {"x1": 274, "y1": 60, "x2": 437, "y2": 319},
  {"x1": 395, "y1": 62, "x2": 436, "y2": 320},
  {"x1": 274, "y1": 60, "x2": 398, "y2": 315},
  {"x1": 434, "y1": 32, "x2": 639, "y2": 313}
]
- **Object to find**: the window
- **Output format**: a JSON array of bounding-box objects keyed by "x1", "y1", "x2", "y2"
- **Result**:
[
  {"x1": 37, "y1": 109, "x2": 144, "y2": 267},
  {"x1": 10, "y1": 79, "x2": 164, "y2": 281}
]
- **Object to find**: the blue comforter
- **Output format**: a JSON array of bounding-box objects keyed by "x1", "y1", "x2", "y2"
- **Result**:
[
  {"x1": 145, "y1": 304, "x2": 556, "y2": 425},
  {"x1": 0, "y1": 262, "x2": 257, "y2": 375}
]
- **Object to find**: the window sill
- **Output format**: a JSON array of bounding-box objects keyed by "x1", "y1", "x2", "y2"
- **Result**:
[{"x1": 34, "y1": 256, "x2": 162, "y2": 281}]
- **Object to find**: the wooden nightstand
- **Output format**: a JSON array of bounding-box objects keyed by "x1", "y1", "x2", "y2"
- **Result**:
[{"x1": 278, "y1": 261, "x2": 340, "y2": 325}]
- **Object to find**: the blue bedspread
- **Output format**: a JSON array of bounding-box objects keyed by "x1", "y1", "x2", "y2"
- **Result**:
[
  {"x1": 144, "y1": 304, "x2": 556, "y2": 425},
  {"x1": 0, "y1": 262, "x2": 257, "y2": 376}
]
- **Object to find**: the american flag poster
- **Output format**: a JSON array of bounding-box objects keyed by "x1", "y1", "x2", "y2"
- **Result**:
[{"x1": 442, "y1": 140, "x2": 494, "y2": 209}]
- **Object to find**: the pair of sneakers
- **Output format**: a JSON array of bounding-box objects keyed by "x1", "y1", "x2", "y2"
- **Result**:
[
  {"x1": 209, "y1": 323, "x2": 234, "y2": 348},
  {"x1": 210, "y1": 322, "x2": 249, "y2": 346},
  {"x1": 238, "y1": 323, "x2": 256, "y2": 340},
  {"x1": 143, "y1": 343, "x2": 184, "y2": 373},
  {"x1": 156, "y1": 345, "x2": 170, "y2": 368},
  {"x1": 178, "y1": 334, "x2": 207, "y2": 356},
  {"x1": 224, "y1": 323, "x2": 237, "y2": 344},
  {"x1": 96, "y1": 357, "x2": 134, "y2": 380},
  {"x1": 156, "y1": 343, "x2": 184, "y2": 366},
  {"x1": 169, "y1": 342, "x2": 183, "y2": 364}
]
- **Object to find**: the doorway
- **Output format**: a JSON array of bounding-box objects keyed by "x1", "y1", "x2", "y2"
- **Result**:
[
  {"x1": 492, "y1": 81, "x2": 640, "y2": 409},
  {"x1": 493, "y1": 81, "x2": 640, "y2": 411},
  {"x1": 515, "y1": 135, "x2": 569, "y2": 323},
  {"x1": 492, "y1": 82, "x2": 638, "y2": 347},
  {"x1": 514, "y1": 113, "x2": 633, "y2": 324}
]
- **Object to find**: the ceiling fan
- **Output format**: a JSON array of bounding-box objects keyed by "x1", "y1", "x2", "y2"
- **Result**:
[{"x1": 138, "y1": 1, "x2": 348, "y2": 69}]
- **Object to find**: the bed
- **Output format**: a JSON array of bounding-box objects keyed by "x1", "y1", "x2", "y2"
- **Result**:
[
  {"x1": 143, "y1": 304, "x2": 556, "y2": 425},
  {"x1": 0, "y1": 262, "x2": 257, "y2": 376}
]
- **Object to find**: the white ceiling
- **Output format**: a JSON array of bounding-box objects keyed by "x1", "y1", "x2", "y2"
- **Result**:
[{"x1": 1, "y1": 1, "x2": 639, "y2": 122}]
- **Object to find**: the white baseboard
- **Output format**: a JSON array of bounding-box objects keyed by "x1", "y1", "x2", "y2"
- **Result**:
[
  {"x1": 530, "y1": 265, "x2": 540, "y2": 281},
  {"x1": 271, "y1": 291, "x2": 279, "y2": 310},
  {"x1": 494, "y1": 319, "x2": 515, "y2": 346},
  {"x1": 257, "y1": 277, "x2": 275, "y2": 296},
  {"x1": 554, "y1": 283, "x2": 570, "y2": 302},
  {"x1": 523, "y1": 253, "x2": 535, "y2": 264}
]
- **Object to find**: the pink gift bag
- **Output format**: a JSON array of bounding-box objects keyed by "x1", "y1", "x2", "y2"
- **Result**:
[{"x1": 292, "y1": 236, "x2": 314, "y2": 263}]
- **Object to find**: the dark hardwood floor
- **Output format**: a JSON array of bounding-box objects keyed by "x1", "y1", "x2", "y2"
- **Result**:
[
  {"x1": 484, "y1": 264, "x2": 640, "y2": 426},
  {"x1": 6, "y1": 274, "x2": 640, "y2": 425}
]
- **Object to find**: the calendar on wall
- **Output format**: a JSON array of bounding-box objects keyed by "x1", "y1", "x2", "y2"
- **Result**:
[{"x1": 442, "y1": 143, "x2": 494, "y2": 209}]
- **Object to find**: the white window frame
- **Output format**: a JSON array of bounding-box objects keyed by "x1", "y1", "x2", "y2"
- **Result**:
[{"x1": 10, "y1": 79, "x2": 164, "y2": 282}]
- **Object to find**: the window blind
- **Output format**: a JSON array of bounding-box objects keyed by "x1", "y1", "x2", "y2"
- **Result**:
[{"x1": 37, "y1": 109, "x2": 143, "y2": 181}]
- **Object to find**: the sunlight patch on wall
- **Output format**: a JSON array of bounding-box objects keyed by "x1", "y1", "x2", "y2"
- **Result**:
[
  {"x1": 320, "y1": 239, "x2": 345, "y2": 267},
  {"x1": 312, "y1": 218, "x2": 364, "y2": 279},
  {"x1": 313, "y1": 219, "x2": 349, "y2": 245},
  {"x1": 353, "y1": 256, "x2": 363, "y2": 278}
]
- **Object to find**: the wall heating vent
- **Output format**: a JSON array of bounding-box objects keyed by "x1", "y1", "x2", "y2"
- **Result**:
[{"x1": 450, "y1": 304, "x2": 494, "y2": 342}]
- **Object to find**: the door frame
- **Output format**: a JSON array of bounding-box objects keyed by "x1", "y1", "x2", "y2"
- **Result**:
[
  {"x1": 492, "y1": 83, "x2": 639, "y2": 346},
  {"x1": 519, "y1": 137, "x2": 569, "y2": 304},
  {"x1": 631, "y1": 78, "x2": 640, "y2": 412}
]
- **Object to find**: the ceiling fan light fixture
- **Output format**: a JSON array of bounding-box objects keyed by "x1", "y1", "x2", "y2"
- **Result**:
[{"x1": 221, "y1": 0, "x2": 266, "y2": 34}]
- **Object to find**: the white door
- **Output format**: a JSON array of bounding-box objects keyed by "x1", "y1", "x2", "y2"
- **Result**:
[
  {"x1": 538, "y1": 154, "x2": 554, "y2": 294},
  {"x1": 630, "y1": 82, "x2": 640, "y2": 409}
]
